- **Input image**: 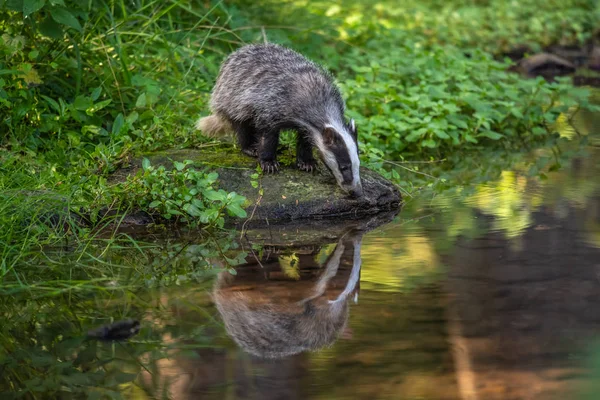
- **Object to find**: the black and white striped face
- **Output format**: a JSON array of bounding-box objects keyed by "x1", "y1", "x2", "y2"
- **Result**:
[{"x1": 317, "y1": 119, "x2": 363, "y2": 198}]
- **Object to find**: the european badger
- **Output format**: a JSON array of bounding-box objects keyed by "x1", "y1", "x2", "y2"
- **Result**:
[{"x1": 196, "y1": 43, "x2": 363, "y2": 198}]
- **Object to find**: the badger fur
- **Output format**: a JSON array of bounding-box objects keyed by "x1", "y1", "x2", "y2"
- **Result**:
[{"x1": 196, "y1": 43, "x2": 363, "y2": 198}]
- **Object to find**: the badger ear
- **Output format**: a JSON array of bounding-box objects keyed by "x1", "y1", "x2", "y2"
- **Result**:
[
  {"x1": 323, "y1": 125, "x2": 338, "y2": 146},
  {"x1": 350, "y1": 119, "x2": 357, "y2": 138}
]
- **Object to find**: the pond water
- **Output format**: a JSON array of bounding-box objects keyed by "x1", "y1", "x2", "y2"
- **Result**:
[{"x1": 3, "y1": 110, "x2": 600, "y2": 400}]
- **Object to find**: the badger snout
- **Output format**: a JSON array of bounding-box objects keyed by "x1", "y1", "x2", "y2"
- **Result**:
[{"x1": 347, "y1": 185, "x2": 364, "y2": 199}]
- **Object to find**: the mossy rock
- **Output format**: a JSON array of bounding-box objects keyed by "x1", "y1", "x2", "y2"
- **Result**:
[{"x1": 111, "y1": 145, "x2": 401, "y2": 224}]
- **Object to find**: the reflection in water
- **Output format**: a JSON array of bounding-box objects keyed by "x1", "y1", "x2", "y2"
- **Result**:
[
  {"x1": 214, "y1": 231, "x2": 363, "y2": 359},
  {"x1": 444, "y1": 188, "x2": 600, "y2": 400}
]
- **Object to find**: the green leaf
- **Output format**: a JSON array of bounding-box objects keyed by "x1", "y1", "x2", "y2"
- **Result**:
[
  {"x1": 49, "y1": 0, "x2": 64, "y2": 5},
  {"x1": 148, "y1": 200, "x2": 161, "y2": 208},
  {"x1": 50, "y1": 7, "x2": 82, "y2": 31},
  {"x1": 86, "y1": 99, "x2": 111, "y2": 115},
  {"x1": 39, "y1": 16, "x2": 63, "y2": 39},
  {"x1": 191, "y1": 198, "x2": 204, "y2": 208},
  {"x1": 405, "y1": 130, "x2": 425, "y2": 142},
  {"x1": 142, "y1": 158, "x2": 151, "y2": 171},
  {"x1": 5, "y1": 0, "x2": 24, "y2": 12},
  {"x1": 227, "y1": 203, "x2": 247, "y2": 218},
  {"x1": 23, "y1": 0, "x2": 45, "y2": 16},
  {"x1": 464, "y1": 134, "x2": 478, "y2": 143},
  {"x1": 434, "y1": 130, "x2": 450, "y2": 139},
  {"x1": 40, "y1": 95, "x2": 60, "y2": 113},
  {"x1": 202, "y1": 190, "x2": 226, "y2": 202},
  {"x1": 91, "y1": 87, "x2": 101, "y2": 101},
  {"x1": 421, "y1": 139, "x2": 437, "y2": 148},
  {"x1": 112, "y1": 113, "x2": 124, "y2": 136},
  {"x1": 183, "y1": 203, "x2": 202, "y2": 217},
  {"x1": 73, "y1": 96, "x2": 92, "y2": 111},
  {"x1": 174, "y1": 161, "x2": 185, "y2": 171},
  {"x1": 479, "y1": 130, "x2": 503, "y2": 140},
  {"x1": 135, "y1": 93, "x2": 147, "y2": 108},
  {"x1": 510, "y1": 108, "x2": 524, "y2": 119},
  {"x1": 200, "y1": 208, "x2": 219, "y2": 223},
  {"x1": 126, "y1": 111, "x2": 139, "y2": 125},
  {"x1": 447, "y1": 115, "x2": 469, "y2": 130}
]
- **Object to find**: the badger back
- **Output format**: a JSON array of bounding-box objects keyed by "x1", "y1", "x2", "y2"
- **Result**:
[{"x1": 210, "y1": 44, "x2": 341, "y2": 128}]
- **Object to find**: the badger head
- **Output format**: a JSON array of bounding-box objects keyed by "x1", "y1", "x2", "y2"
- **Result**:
[{"x1": 317, "y1": 119, "x2": 363, "y2": 198}]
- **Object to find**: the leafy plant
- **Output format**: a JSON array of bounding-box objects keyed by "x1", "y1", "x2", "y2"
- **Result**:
[{"x1": 124, "y1": 158, "x2": 247, "y2": 226}]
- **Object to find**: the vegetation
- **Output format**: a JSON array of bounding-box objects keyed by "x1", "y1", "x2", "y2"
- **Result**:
[{"x1": 2, "y1": 0, "x2": 600, "y2": 398}]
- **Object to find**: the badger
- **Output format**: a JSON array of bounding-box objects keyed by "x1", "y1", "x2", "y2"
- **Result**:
[
  {"x1": 212, "y1": 231, "x2": 363, "y2": 359},
  {"x1": 196, "y1": 43, "x2": 363, "y2": 198}
]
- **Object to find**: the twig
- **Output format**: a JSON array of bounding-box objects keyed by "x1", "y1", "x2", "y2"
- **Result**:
[
  {"x1": 388, "y1": 159, "x2": 446, "y2": 164},
  {"x1": 382, "y1": 159, "x2": 439, "y2": 180},
  {"x1": 242, "y1": 232, "x2": 266, "y2": 270},
  {"x1": 240, "y1": 193, "x2": 262, "y2": 241}
]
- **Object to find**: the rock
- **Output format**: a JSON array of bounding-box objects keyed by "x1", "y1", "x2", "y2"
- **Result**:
[
  {"x1": 237, "y1": 208, "x2": 400, "y2": 247},
  {"x1": 110, "y1": 146, "x2": 401, "y2": 224},
  {"x1": 545, "y1": 45, "x2": 588, "y2": 67},
  {"x1": 516, "y1": 53, "x2": 576, "y2": 79},
  {"x1": 588, "y1": 46, "x2": 600, "y2": 70},
  {"x1": 86, "y1": 319, "x2": 141, "y2": 341}
]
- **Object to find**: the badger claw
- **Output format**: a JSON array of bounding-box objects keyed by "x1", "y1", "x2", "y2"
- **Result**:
[
  {"x1": 297, "y1": 161, "x2": 316, "y2": 172},
  {"x1": 260, "y1": 160, "x2": 280, "y2": 174}
]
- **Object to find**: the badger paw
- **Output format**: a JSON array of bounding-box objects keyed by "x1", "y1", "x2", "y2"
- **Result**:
[
  {"x1": 260, "y1": 160, "x2": 280, "y2": 174},
  {"x1": 297, "y1": 161, "x2": 316, "y2": 173}
]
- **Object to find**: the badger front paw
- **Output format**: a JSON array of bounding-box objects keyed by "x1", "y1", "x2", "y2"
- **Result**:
[
  {"x1": 297, "y1": 160, "x2": 316, "y2": 172},
  {"x1": 259, "y1": 159, "x2": 280, "y2": 174}
]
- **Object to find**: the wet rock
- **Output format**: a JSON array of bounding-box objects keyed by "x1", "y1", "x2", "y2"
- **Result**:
[
  {"x1": 515, "y1": 53, "x2": 576, "y2": 79},
  {"x1": 87, "y1": 319, "x2": 141, "y2": 341},
  {"x1": 545, "y1": 45, "x2": 589, "y2": 67},
  {"x1": 237, "y1": 208, "x2": 399, "y2": 247},
  {"x1": 588, "y1": 46, "x2": 600, "y2": 71},
  {"x1": 111, "y1": 146, "x2": 401, "y2": 223}
]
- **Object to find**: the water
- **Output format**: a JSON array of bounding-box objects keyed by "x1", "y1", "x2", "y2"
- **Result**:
[{"x1": 2, "y1": 112, "x2": 600, "y2": 399}]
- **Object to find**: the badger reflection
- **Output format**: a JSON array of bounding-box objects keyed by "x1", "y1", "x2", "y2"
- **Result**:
[{"x1": 213, "y1": 231, "x2": 363, "y2": 359}]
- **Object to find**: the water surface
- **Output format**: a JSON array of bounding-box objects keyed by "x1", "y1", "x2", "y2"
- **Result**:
[{"x1": 2, "y1": 112, "x2": 600, "y2": 400}]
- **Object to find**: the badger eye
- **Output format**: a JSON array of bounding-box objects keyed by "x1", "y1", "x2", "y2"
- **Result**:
[{"x1": 340, "y1": 166, "x2": 349, "y2": 172}]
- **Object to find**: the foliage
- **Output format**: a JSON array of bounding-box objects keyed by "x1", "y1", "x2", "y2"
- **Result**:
[
  {"x1": 343, "y1": 44, "x2": 600, "y2": 167},
  {"x1": 124, "y1": 158, "x2": 247, "y2": 224},
  {"x1": 0, "y1": 0, "x2": 249, "y2": 234},
  {"x1": 228, "y1": 0, "x2": 599, "y2": 55}
]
